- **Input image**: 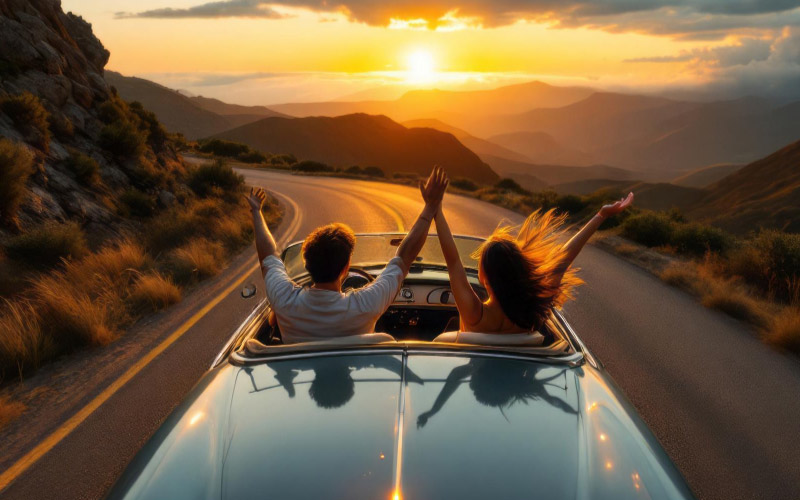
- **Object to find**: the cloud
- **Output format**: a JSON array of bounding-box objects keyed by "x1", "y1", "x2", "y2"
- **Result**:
[
  {"x1": 115, "y1": 0, "x2": 286, "y2": 19},
  {"x1": 115, "y1": 0, "x2": 800, "y2": 39},
  {"x1": 627, "y1": 37, "x2": 772, "y2": 66}
]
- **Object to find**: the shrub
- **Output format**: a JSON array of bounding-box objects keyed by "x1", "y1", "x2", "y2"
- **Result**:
[
  {"x1": 119, "y1": 188, "x2": 155, "y2": 218},
  {"x1": 731, "y1": 231, "x2": 800, "y2": 303},
  {"x1": 526, "y1": 190, "x2": 560, "y2": 211},
  {"x1": 97, "y1": 100, "x2": 126, "y2": 124},
  {"x1": 344, "y1": 165, "x2": 363, "y2": 175},
  {"x1": 363, "y1": 166, "x2": 385, "y2": 178},
  {"x1": 0, "y1": 300, "x2": 53, "y2": 378},
  {"x1": 555, "y1": 194, "x2": 587, "y2": 215},
  {"x1": 128, "y1": 272, "x2": 181, "y2": 312},
  {"x1": 450, "y1": 177, "x2": 479, "y2": 191},
  {"x1": 187, "y1": 159, "x2": 244, "y2": 197},
  {"x1": 270, "y1": 153, "x2": 296, "y2": 165},
  {"x1": 145, "y1": 209, "x2": 200, "y2": 253},
  {"x1": 4, "y1": 221, "x2": 88, "y2": 267},
  {"x1": 63, "y1": 240, "x2": 148, "y2": 290},
  {"x1": 292, "y1": 160, "x2": 334, "y2": 173},
  {"x1": 64, "y1": 151, "x2": 100, "y2": 186},
  {"x1": 0, "y1": 92, "x2": 50, "y2": 150},
  {"x1": 99, "y1": 120, "x2": 146, "y2": 158},
  {"x1": 495, "y1": 178, "x2": 528, "y2": 195},
  {"x1": 198, "y1": 139, "x2": 251, "y2": 158},
  {"x1": 32, "y1": 274, "x2": 116, "y2": 349},
  {"x1": 701, "y1": 286, "x2": 770, "y2": 329},
  {"x1": 237, "y1": 150, "x2": 268, "y2": 164},
  {"x1": 164, "y1": 238, "x2": 224, "y2": 284},
  {"x1": 765, "y1": 308, "x2": 800, "y2": 353},
  {"x1": 48, "y1": 112, "x2": 74, "y2": 140},
  {"x1": 672, "y1": 223, "x2": 733, "y2": 257},
  {"x1": 0, "y1": 139, "x2": 34, "y2": 222},
  {"x1": 621, "y1": 211, "x2": 675, "y2": 247},
  {"x1": 129, "y1": 102, "x2": 167, "y2": 147}
]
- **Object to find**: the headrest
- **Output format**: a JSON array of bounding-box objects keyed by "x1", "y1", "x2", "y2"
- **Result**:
[
  {"x1": 433, "y1": 331, "x2": 545, "y2": 347},
  {"x1": 244, "y1": 333, "x2": 397, "y2": 355}
]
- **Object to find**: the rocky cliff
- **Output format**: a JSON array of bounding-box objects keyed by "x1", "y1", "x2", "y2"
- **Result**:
[{"x1": 0, "y1": 0, "x2": 185, "y2": 238}]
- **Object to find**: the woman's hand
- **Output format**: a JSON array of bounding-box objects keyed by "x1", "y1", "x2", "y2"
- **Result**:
[
  {"x1": 419, "y1": 165, "x2": 449, "y2": 210},
  {"x1": 599, "y1": 192, "x2": 634, "y2": 218},
  {"x1": 246, "y1": 187, "x2": 267, "y2": 212}
]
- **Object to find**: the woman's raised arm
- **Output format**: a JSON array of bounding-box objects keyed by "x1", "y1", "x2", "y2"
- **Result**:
[{"x1": 434, "y1": 208, "x2": 483, "y2": 327}]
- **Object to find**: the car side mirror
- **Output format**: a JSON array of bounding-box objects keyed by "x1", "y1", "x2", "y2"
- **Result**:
[{"x1": 241, "y1": 283, "x2": 257, "y2": 298}]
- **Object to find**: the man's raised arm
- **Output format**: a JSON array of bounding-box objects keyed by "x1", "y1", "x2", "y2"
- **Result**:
[
  {"x1": 395, "y1": 166, "x2": 449, "y2": 273},
  {"x1": 247, "y1": 187, "x2": 279, "y2": 277}
]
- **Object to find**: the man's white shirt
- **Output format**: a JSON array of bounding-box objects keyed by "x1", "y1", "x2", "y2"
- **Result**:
[{"x1": 262, "y1": 255, "x2": 405, "y2": 343}]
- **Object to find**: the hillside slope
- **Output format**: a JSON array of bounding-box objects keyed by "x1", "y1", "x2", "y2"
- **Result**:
[
  {"x1": 488, "y1": 131, "x2": 595, "y2": 166},
  {"x1": 189, "y1": 95, "x2": 288, "y2": 118},
  {"x1": 402, "y1": 118, "x2": 530, "y2": 162},
  {"x1": 481, "y1": 154, "x2": 638, "y2": 186},
  {"x1": 672, "y1": 163, "x2": 745, "y2": 188},
  {"x1": 215, "y1": 114, "x2": 499, "y2": 183},
  {"x1": 690, "y1": 139, "x2": 800, "y2": 233}
]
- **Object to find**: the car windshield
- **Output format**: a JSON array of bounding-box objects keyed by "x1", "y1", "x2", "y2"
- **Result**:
[{"x1": 282, "y1": 234, "x2": 483, "y2": 278}]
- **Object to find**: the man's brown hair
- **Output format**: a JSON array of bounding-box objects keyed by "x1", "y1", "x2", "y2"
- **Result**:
[{"x1": 302, "y1": 223, "x2": 356, "y2": 283}]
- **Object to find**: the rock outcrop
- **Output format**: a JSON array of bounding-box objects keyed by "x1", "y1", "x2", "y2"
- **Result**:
[{"x1": 0, "y1": 0, "x2": 185, "y2": 238}]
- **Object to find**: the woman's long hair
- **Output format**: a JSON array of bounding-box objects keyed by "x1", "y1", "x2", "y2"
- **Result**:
[{"x1": 473, "y1": 209, "x2": 582, "y2": 331}]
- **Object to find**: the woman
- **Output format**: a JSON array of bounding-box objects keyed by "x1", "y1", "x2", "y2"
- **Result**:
[{"x1": 426, "y1": 168, "x2": 634, "y2": 336}]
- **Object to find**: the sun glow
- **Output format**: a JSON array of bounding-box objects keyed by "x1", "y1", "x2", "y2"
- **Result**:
[{"x1": 405, "y1": 50, "x2": 437, "y2": 83}]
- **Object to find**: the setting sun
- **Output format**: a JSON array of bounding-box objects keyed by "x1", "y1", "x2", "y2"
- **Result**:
[{"x1": 406, "y1": 50, "x2": 437, "y2": 83}]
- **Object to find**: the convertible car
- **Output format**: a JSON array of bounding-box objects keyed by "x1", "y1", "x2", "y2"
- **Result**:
[{"x1": 107, "y1": 234, "x2": 696, "y2": 500}]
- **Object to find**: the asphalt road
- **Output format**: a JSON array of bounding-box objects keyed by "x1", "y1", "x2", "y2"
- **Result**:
[{"x1": 1, "y1": 168, "x2": 799, "y2": 500}]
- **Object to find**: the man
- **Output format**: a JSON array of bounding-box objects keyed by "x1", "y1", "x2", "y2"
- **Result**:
[{"x1": 246, "y1": 166, "x2": 449, "y2": 343}]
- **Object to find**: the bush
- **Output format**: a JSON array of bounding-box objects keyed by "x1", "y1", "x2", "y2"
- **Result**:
[
  {"x1": 4, "y1": 221, "x2": 88, "y2": 267},
  {"x1": 64, "y1": 151, "x2": 99, "y2": 186},
  {"x1": 270, "y1": 153, "x2": 296, "y2": 166},
  {"x1": 672, "y1": 223, "x2": 733, "y2": 256},
  {"x1": 292, "y1": 160, "x2": 334, "y2": 173},
  {"x1": 187, "y1": 159, "x2": 244, "y2": 197},
  {"x1": 765, "y1": 308, "x2": 800, "y2": 353},
  {"x1": 621, "y1": 211, "x2": 675, "y2": 247},
  {"x1": 129, "y1": 102, "x2": 167, "y2": 147},
  {"x1": 0, "y1": 139, "x2": 34, "y2": 222},
  {"x1": 99, "y1": 120, "x2": 146, "y2": 158},
  {"x1": 63, "y1": 240, "x2": 148, "y2": 290},
  {"x1": 145, "y1": 209, "x2": 199, "y2": 253},
  {"x1": 344, "y1": 165, "x2": 363, "y2": 175},
  {"x1": 97, "y1": 100, "x2": 126, "y2": 124},
  {"x1": 363, "y1": 166, "x2": 385, "y2": 178},
  {"x1": 164, "y1": 238, "x2": 224, "y2": 284},
  {"x1": 731, "y1": 231, "x2": 800, "y2": 303},
  {"x1": 0, "y1": 92, "x2": 50, "y2": 150},
  {"x1": 0, "y1": 300, "x2": 53, "y2": 378},
  {"x1": 450, "y1": 177, "x2": 480, "y2": 191},
  {"x1": 48, "y1": 112, "x2": 74, "y2": 140},
  {"x1": 128, "y1": 272, "x2": 181, "y2": 312},
  {"x1": 198, "y1": 139, "x2": 250, "y2": 157},
  {"x1": 237, "y1": 150, "x2": 268, "y2": 164},
  {"x1": 120, "y1": 188, "x2": 155, "y2": 218},
  {"x1": 495, "y1": 178, "x2": 528, "y2": 195},
  {"x1": 555, "y1": 194, "x2": 587, "y2": 215}
]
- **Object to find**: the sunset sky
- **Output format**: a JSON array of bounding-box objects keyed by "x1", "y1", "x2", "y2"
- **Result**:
[{"x1": 62, "y1": 0, "x2": 800, "y2": 105}]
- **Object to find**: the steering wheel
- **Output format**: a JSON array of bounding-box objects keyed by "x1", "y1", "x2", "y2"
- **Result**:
[{"x1": 342, "y1": 266, "x2": 375, "y2": 292}]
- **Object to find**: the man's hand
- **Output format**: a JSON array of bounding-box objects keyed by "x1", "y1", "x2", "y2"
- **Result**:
[
  {"x1": 419, "y1": 166, "x2": 449, "y2": 210},
  {"x1": 247, "y1": 187, "x2": 267, "y2": 212},
  {"x1": 599, "y1": 192, "x2": 634, "y2": 218}
]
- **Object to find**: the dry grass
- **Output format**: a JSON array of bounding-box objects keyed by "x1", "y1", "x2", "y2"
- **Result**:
[
  {"x1": 0, "y1": 395, "x2": 26, "y2": 430},
  {"x1": 63, "y1": 240, "x2": 149, "y2": 290},
  {"x1": 0, "y1": 300, "x2": 53, "y2": 378},
  {"x1": 128, "y1": 272, "x2": 181, "y2": 312},
  {"x1": 765, "y1": 308, "x2": 800, "y2": 352},
  {"x1": 32, "y1": 274, "x2": 117, "y2": 349},
  {"x1": 164, "y1": 238, "x2": 225, "y2": 285}
]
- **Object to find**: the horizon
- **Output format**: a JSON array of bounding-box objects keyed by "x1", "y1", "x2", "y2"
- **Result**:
[{"x1": 62, "y1": 0, "x2": 800, "y2": 106}]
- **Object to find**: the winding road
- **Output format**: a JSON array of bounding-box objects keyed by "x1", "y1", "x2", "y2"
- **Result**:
[{"x1": 1, "y1": 168, "x2": 799, "y2": 500}]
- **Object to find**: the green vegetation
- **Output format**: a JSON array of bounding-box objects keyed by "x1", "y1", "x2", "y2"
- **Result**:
[
  {"x1": 63, "y1": 150, "x2": 100, "y2": 186},
  {"x1": 99, "y1": 119, "x2": 146, "y2": 158},
  {"x1": 119, "y1": 188, "x2": 156, "y2": 218},
  {"x1": 187, "y1": 158, "x2": 245, "y2": 197},
  {"x1": 0, "y1": 92, "x2": 50, "y2": 150},
  {"x1": 494, "y1": 178, "x2": 529, "y2": 195},
  {"x1": 0, "y1": 139, "x2": 34, "y2": 223},
  {"x1": 292, "y1": 160, "x2": 335, "y2": 173},
  {"x1": 4, "y1": 221, "x2": 88, "y2": 268}
]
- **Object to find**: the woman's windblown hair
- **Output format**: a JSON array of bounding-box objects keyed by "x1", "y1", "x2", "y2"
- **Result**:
[{"x1": 473, "y1": 209, "x2": 582, "y2": 331}]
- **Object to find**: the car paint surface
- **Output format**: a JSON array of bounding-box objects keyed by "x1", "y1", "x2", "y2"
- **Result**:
[{"x1": 106, "y1": 351, "x2": 695, "y2": 500}]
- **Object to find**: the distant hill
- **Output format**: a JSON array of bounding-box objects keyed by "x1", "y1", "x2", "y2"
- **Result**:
[
  {"x1": 189, "y1": 95, "x2": 288, "y2": 118},
  {"x1": 689, "y1": 139, "x2": 800, "y2": 233},
  {"x1": 481, "y1": 154, "x2": 638, "y2": 186},
  {"x1": 270, "y1": 81, "x2": 594, "y2": 125},
  {"x1": 402, "y1": 119, "x2": 530, "y2": 162},
  {"x1": 105, "y1": 72, "x2": 284, "y2": 139},
  {"x1": 214, "y1": 114, "x2": 499, "y2": 183},
  {"x1": 487, "y1": 131, "x2": 595, "y2": 166},
  {"x1": 672, "y1": 163, "x2": 745, "y2": 188}
]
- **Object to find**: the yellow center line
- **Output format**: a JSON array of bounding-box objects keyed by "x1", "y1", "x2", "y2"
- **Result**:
[{"x1": 0, "y1": 193, "x2": 303, "y2": 493}]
